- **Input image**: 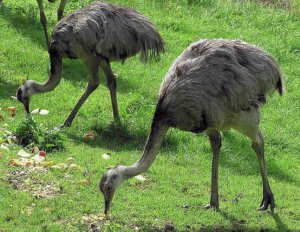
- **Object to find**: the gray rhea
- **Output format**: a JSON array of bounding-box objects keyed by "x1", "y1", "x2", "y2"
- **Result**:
[
  {"x1": 100, "y1": 39, "x2": 283, "y2": 215},
  {"x1": 16, "y1": 2, "x2": 164, "y2": 127}
]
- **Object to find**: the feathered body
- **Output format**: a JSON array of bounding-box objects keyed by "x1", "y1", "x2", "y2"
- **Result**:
[
  {"x1": 17, "y1": 1, "x2": 164, "y2": 127},
  {"x1": 100, "y1": 39, "x2": 282, "y2": 214},
  {"x1": 156, "y1": 39, "x2": 282, "y2": 133},
  {"x1": 51, "y1": 2, "x2": 164, "y2": 61}
]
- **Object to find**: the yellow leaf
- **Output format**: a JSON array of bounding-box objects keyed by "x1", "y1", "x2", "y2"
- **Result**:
[{"x1": 79, "y1": 180, "x2": 90, "y2": 185}]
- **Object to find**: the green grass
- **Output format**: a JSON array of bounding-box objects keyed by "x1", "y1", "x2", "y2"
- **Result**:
[{"x1": 0, "y1": 0, "x2": 300, "y2": 231}]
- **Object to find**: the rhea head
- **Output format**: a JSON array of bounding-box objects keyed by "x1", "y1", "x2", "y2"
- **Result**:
[
  {"x1": 16, "y1": 80, "x2": 36, "y2": 114},
  {"x1": 99, "y1": 165, "x2": 128, "y2": 216}
]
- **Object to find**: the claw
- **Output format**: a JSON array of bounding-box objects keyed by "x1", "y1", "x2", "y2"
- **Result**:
[
  {"x1": 258, "y1": 193, "x2": 275, "y2": 212},
  {"x1": 203, "y1": 204, "x2": 219, "y2": 210}
]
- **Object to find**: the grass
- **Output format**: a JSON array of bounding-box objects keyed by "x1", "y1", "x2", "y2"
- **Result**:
[{"x1": 0, "y1": 0, "x2": 300, "y2": 231}]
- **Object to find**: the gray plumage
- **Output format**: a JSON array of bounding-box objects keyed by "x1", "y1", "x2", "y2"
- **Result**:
[
  {"x1": 51, "y1": 2, "x2": 164, "y2": 61},
  {"x1": 100, "y1": 39, "x2": 282, "y2": 215},
  {"x1": 16, "y1": 1, "x2": 164, "y2": 127},
  {"x1": 157, "y1": 39, "x2": 282, "y2": 133}
]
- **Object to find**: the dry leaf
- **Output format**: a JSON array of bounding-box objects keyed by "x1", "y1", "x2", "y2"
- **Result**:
[
  {"x1": 79, "y1": 180, "x2": 90, "y2": 185},
  {"x1": 7, "y1": 107, "x2": 16, "y2": 117},
  {"x1": 68, "y1": 164, "x2": 82, "y2": 170},
  {"x1": 83, "y1": 132, "x2": 96, "y2": 140},
  {"x1": 57, "y1": 163, "x2": 68, "y2": 169},
  {"x1": 1, "y1": 144, "x2": 9, "y2": 151},
  {"x1": 39, "y1": 109, "x2": 49, "y2": 115},
  {"x1": 9, "y1": 159, "x2": 32, "y2": 167},
  {"x1": 41, "y1": 161, "x2": 54, "y2": 167},
  {"x1": 17, "y1": 149, "x2": 32, "y2": 158},
  {"x1": 51, "y1": 165, "x2": 63, "y2": 170},
  {"x1": 65, "y1": 157, "x2": 75, "y2": 162},
  {"x1": 102, "y1": 153, "x2": 111, "y2": 160},
  {"x1": 32, "y1": 154, "x2": 45, "y2": 162},
  {"x1": 31, "y1": 109, "x2": 40, "y2": 115},
  {"x1": 32, "y1": 146, "x2": 40, "y2": 153},
  {"x1": 135, "y1": 175, "x2": 146, "y2": 182},
  {"x1": 0, "y1": 114, "x2": 4, "y2": 121}
]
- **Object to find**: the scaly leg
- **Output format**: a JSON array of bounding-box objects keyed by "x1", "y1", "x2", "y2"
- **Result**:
[
  {"x1": 57, "y1": 0, "x2": 68, "y2": 21},
  {"x1": 204, "y1": 130, "x2": 222, "y2": 210},
  {"x1": 61, "y1": 58, "x2": 100, "y2": 128},
  {"x1": 100, "y1": 60, "x2": 120, "y2": 126},
  {"x1": 252, "y1": 130, "x2": 275, "y2": 211},
  {"x1": 36, "y1": 0, "x2": 50, "y2": 49}
]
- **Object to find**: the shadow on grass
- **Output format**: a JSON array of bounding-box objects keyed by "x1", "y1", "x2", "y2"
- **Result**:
[
  {"x1": 0, "y1": 78, "x2": 19, "y2": 98},
  {"x1": 219, "y1": 210, "x2": 289, "y2": 231},
  {"x1": 271, "y1": 212, "x2": 289, "y2": 231},
  {"x1": 219, "y1": 131, "x2": 299, "y2": 187},
  {"x1": 0, "y1": 4, "x2": 49, "y2": 50},
  {"x1": 65, "y1": 121, "x2": 178, "y2": 153}
]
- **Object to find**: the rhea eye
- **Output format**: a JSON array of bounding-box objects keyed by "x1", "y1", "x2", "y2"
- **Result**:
[{"x1": 112, "y1": 175, "x2": 118, "y2": 180}]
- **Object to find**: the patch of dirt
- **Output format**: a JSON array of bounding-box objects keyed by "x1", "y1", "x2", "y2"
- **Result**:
[{"x1": 6, "y1": 168, "x2": 61, "y2": 199}]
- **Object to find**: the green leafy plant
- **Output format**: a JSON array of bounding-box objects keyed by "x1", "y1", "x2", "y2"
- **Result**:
[
  {"x1": 15, "y1": 115, "x2": 39, "y2": 146},
  {"x1": 15, "y1": 116, "x2": 65, "y2": 152}
]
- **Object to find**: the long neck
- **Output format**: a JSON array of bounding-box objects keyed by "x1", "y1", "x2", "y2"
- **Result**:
[
  {"x1": 32, "y1": 49, "x2": 62, "y2": 94},
  {"x1": 122, "y1": 121, "x2": 169, "y2": 179}
]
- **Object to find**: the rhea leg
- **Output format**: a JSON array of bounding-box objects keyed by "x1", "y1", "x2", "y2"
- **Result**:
[
  {"x1": 252, "y1": 130, "x2": 275, "y2": 211},
  {"x1": 205, "y1": 130, "x2": 222, "y2": 210},
  {"x1": 36, "y1": 0, "x2": 50, "y2": 49},
  {"x1": 100, "y1": 60, "x2": 120, "y2": 126},
  {"x1": 233, "y1": 108, "x2": 275, "y2": 211},
  {"x1": 61, "y1": 58, "x2": 100, "y2": 128},
  {"x1": 57, "y1": 0, "x2": 67, "y2": 21}
]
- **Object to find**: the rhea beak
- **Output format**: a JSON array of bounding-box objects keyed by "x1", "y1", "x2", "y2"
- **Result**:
[{"x1": 104, "y1": 199, "x2": 111, "y2": 216}]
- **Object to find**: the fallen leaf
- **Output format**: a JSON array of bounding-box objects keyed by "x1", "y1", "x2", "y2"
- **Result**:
[
  {"x1": 56, "y1": 163, "x2": 68, "y2": 169},
  {"x1": 39, "y1": 109, "x2": 49, "y2": 115},
  {"x1": 51, "y1": 165, "x2": 63, "y2": 170},
  {"x1": 17, "y1": 149, "x2": 32, "y2": 158},
  {"x1": 0, "y1": 114, "x2": 4, "y2": 121},
  {"x1": 32, "y1": 146, "x2": 40, "y2": 153},
  {"x1": 79, "y1": 180, "x2": 90, "y2": 185},
  {"x1": 68, "y1": 164, "x2": 82, "y2": 170},
  {"x1": 83, "y1": 132, "x2": 96, "y2": 140},
  {"x1": 32, "y1": 154, "x2": 46, "y2": 162},
  {"x1": 135, "y1": 175, "x2": 146, "y2": 182},
  {"x1": 41, "y1": 161, "x2": 54, "y2": 167},
  {"x1": 0, "y1": 144, "x2": 9, "y2": 151},
  {"x1": 7, "y1": 107, "x2": 16, "y2": 117},
  {"x1": 65, "y1": 157, "x2": 75, "y2": 162},
  {"x1": 9, "y1": 159, "x2": 32, "y2": 167},
  {"x1": 102, "y1": 153, "x2": 111, "y2": 160},
  {"x1": 31, "y1": 109, "x2": 40, "y2": 115}
]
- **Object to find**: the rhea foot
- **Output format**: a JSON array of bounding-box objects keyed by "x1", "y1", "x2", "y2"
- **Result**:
[
  {"x1": 258, "y1": 193, "x2": 275, "y2": 212},
  {"x1": 203, "y1": 203, "x2": 219, "y2": 210}
]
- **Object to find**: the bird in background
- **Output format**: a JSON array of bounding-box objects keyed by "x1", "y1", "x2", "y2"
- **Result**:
[
  {"x1": 0, "y1": 0, "x2": 68, "y2": 49},
  {"x1": 100, "y1": 39, "x2": 283, "y2": 216},
  {"x1": 16, "y1": 1, "x2": 164, "y2": 128}
]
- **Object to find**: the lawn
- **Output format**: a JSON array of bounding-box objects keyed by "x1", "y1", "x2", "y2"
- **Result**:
[{"x1": 0, "y1": 0, "x2": 300, "y2": 231}]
